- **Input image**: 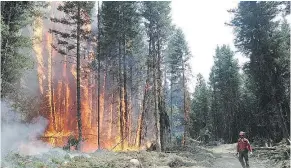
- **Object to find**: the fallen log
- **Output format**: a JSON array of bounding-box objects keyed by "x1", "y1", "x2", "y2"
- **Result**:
[
  {"x1": 253, "y1": 147, "x2": 276, "y2": 150},
  {"x1": 164, "y1": 151, "x2": 179, "y2": 153}
]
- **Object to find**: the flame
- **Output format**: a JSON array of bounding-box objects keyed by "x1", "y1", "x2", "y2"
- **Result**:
[
  {"x1": 135, "y1": 113, "x2": 142, "y2": 147},
  {"x1": 32, "y1": 1, "x2": 145, "y2": 153},
  {"x1": 33, "y1": 16, "x2": 44, "y2": 94}
]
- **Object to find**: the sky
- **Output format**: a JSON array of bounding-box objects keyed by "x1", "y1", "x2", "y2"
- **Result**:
[{"x1": 171, "y1": 0, "x2": 247, "y2": 92}]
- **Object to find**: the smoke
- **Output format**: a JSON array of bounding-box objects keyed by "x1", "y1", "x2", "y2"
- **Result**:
[{"x1": 1, "y1": 101, "x2": 52, "y2": 158}]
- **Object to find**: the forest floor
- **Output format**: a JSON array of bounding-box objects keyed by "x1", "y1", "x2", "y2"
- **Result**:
[{"x1": 2, "y1": 142, "x2": 289, "y2": 168}]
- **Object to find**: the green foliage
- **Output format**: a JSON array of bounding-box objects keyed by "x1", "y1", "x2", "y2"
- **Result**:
[
  {"x1": 50, "y1": 1, "x2": 95, "y2": 57},
  {"x1": 100, "y1": 1, "x2": 141, "y2": 63},
  {"x1": 166, "y1": 28, "x2": 191, "y2": 134},
  {"x1": 63, "y1": 135, "x2": 79, "y2": 150},
  {"x1": 142, "y1": 1, "x2": 172, "y2": 44},
  {"x1": 229, "y1": 1, "x2": 290, "y2": 141},
  {"x1": 1, "y1": 2, "x2": 47, "y2": 98},
  {"x1": 166, "y1": 28, "x2": 190, "y2": 84},
  {"x1": 208, "y1": 45, "x2": 240, "y2": 142},
  {"x1": 190, "y1": 74, "x2": 210, "y2": 138}
]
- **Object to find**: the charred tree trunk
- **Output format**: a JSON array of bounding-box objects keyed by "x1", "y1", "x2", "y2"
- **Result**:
[
  {"x1": 49, "y1": 28, "x2": 56, "y2": 131},
  {"x1": 76, "y1": 3, "x2": 82, "y2": 151},
  {"x1": 108, "y1": 73, "x2": 115, "y2": 140},
  {"x1": 97, "y1": 2, "x2": 101, "y2": 150},
  {"x1": 118, "y1": 39, "x2": 124, "y2": 149},
  {"x1": 136, "y1": 31, "x2": 152, "y2": 148},
  {"x1": 152, "y1": 40, "x2": 158, "y2": 150},
  {"x1": 129, "y1": 61, "x2": 134, "y2": 144},
  {"x1": 155, "y1": 35, "x2": 162, "y2": 152},
  {"x1": 122, "y1": 13, "x2": 129, "y2": 144}
]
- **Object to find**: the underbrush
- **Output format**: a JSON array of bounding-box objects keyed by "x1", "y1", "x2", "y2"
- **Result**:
[{"x1": 253, "y1": 140, "x2": 290, "y2": 168}]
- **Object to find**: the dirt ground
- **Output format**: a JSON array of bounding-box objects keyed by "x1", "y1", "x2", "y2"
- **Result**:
[
  {"x1": 209, "y1": 144, "x2": 270, "y2": 168},
  {"x1": 2, "y1": 143, "x2": 287, "y2": 168}
]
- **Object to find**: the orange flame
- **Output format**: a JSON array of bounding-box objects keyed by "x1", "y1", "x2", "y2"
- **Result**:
[
  {"x1": 33, "y1": 16, "x2": 44, "y2": 95},
  {"x1": 32, "y1": 1, "x2": 144, "y2": 153}
]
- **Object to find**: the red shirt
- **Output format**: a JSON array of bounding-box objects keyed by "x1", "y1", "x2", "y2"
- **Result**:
[{"x1": 237, "y1": 138, "x2": 252, "y2": 152}]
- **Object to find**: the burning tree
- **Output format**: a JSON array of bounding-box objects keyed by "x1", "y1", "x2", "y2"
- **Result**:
[{"x1": 49, "y1": 1, "x2": 95, "y2": 150}]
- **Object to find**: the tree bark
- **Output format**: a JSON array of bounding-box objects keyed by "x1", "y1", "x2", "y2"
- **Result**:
[
  {"x1": 76, "y1": 3, "x2": 82, "y2": 151},
  {"x1": 278, "y1": 103, "x2": 289, "y2": 143},
  {"x1": 97, "y1": 1, "x2": 101, "y2": 150},
  {"x1": 170, "y1": 75, "x2": 173, "y2": 143},
  {"x1": 136, "y1": 31, "x2": 151, "y2": 148},
  {"x1": 182, "y1": 58, "x2": 187, "y2": 146},
  {"x1": 118, "y1": 37, "x2": 124, "y2": 150},
  {"x1": 122, "y1": 10, "x2": 129, "y2": 144},
  {"x1": 156, "y1": 34, "x2": 162, "y2": 152}
]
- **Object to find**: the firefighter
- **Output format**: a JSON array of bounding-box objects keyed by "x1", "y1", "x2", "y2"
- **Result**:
[{"x1": 236, "y1": 131, "x2": 253, "y2": 168}]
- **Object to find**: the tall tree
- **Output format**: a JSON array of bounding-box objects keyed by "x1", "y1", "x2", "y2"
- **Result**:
[
  {"x1": 101, "y1": 1, "x2": 140, "y2": 149},
  {"x1": 96, "y1": 1, "x2": 101, "y2": 150},
  {"x1": 209, "y1": 45, "x2": 240, "y2": 142},
  {"x1": 190, "y1": 74, "x2": 209, "y2": 139},
  {"x1": 142, "y1": 1, "x2": 172, "y2": 151},
  {"x1": 166, "y1": 28, "x2": 191, "y2": 145},
  {"x1": 50, "y1": 1, "x2": 95, "y2": 150},
  {"x1": 229, "y1": 1, "x2": 290, "y2": 142}
]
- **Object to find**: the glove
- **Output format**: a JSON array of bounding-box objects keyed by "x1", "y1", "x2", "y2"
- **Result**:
[{"x1": 249, "y1": 152, "x2": 253, "y2": 155}]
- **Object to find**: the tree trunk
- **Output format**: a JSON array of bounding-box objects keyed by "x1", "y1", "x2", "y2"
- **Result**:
[
  {"x1": 170, "y1": 76, "x2": 173, "y2": 143},
  {"x1": 123, "y1": 19, "x2": 129, "y2": 145},
  {"x1": 156, "y1": 35, "x2": 162, "y2": 152},
  {"x1": 49, "y1": 27, "x2": 56, "y2": 131},
  {"x1": 97, "y1": 1, "x2": 101, "y2": 150},
  {"x1": 130, "y1": 62, "x2": 134, "y2": 144},
  {"x1": 182, "y1": 58, "x2": 187, "y2": 146},
  {"x1": 278, "y1": 103, "x2": 289, "y2": 143},
  {"x1": 136, "y1": 85, "x2": 146, "y2": 147},
  {"x1": 101, "y1": 56, "x2": 107, "y2": 136},
  {"x1": 108, "y1": 73, "x2": 114, "y2": 140},
  {"x1": 76, "y1": 3, "x2": 82, "y2": 151},
  {"x1": 118, "y1": 39, "x2": 124, "y2": 150},
  {"x1": 136, "y1": 32, "x2": 151, "y2": 148}
]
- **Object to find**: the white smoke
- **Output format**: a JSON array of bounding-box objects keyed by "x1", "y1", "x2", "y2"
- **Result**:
[{"x1": 1, "y1": 101, "x2": 52, "y2": 158}]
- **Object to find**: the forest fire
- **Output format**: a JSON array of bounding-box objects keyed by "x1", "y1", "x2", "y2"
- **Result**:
[{"x1": 32, "y1": 2, "x2": 142, "y2": 153}]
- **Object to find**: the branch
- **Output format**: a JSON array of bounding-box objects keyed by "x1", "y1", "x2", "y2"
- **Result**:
[{"x1": 50, "y1": 17, "x2": 76, "y2": 25}]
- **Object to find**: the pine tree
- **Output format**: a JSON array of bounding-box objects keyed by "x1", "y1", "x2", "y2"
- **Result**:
[
  {"x1": 229, "y1": 1, "x2": 290, "y2": 142},
  {"x1": 190, "y1": 74, "x2": 210, "y2": 139},
  {"x1": 50, "y1": 1, "x2": 95, "y2": 150},
  {"x1": 166, "y1": 28, "x2": 191, "y2": 145},
  {"x1": 142, "y1": 1, "x2": 172, "y2": 151},
  {"x1": 208, "y1": 45, "x2": 240, "y2": 142},
  {"x1": 101, "y1": 1, "x2": 140, "y2": 149},
  {"x1": 1, "y1": 2, "x2": 47, "y2": 98}
]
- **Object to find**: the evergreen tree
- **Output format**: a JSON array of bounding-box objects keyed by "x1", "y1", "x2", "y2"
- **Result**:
[
  {"x1": 209, "y1": 45, "x2": 240, "y2": 142},
  {"x1": 142, "y1": 1, "x2": 172, "y2": 151},
  {"x1": 229, "y1": 1, "x2": 290, "y2": 142},
  {"x1": 101, "y1": 1, "x2": 140, "y2": 149},
  {"x1": 1, "y1": 2, "x2": 47, "y2": 98},
  {"x1": 166, "y1": 28, "x2": 191, "y2": 145},
  {"x1": 50, "y1": 1, "x2": 95, "y2": 150},
  {"x1": 190, "y1": 74, "x2": 209, "y2": 139}
]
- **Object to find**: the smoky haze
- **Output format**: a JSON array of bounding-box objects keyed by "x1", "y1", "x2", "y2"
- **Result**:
[{"x1": 1, "y1": 101, "x2": 52, "y2": 158}]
